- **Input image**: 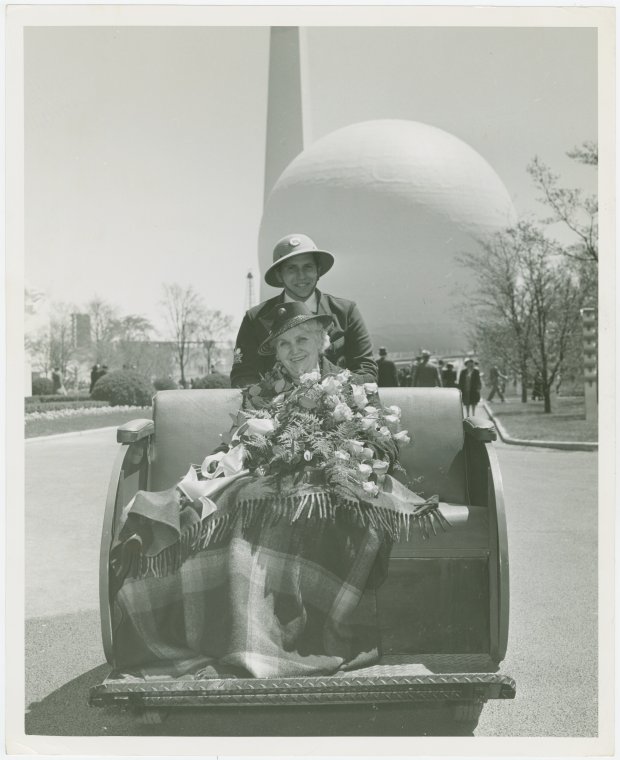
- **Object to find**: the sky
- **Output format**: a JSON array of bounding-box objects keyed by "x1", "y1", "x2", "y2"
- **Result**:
[{"x1": 24, "y1": 25, "x2": 598, "y2": 338}]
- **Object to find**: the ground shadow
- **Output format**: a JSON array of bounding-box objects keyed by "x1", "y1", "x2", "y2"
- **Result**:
[{"x1": 26, "y1": 668, "x2": 476, "y2": 737}]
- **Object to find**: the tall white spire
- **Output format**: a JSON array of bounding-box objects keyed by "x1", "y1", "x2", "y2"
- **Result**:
[{"x1": 263, "y1": 27, "x2": 307, "y2": 204}]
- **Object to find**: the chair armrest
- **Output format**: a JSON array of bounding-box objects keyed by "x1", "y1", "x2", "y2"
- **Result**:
[
  {"x1": 117, "y1": 418, "x2": 154, "y2": 444},
  {"x1": 463, "y1": 416, "x2": 497, "y2": 442}
]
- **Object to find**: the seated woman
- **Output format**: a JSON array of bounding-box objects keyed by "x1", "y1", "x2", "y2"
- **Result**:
[{"x1": 111, "y1": 302, "x2": 444, "y2": 679}]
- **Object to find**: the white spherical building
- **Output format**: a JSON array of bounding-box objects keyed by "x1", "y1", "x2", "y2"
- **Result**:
[{"x1": 259, "y1": 120, "x2": 516, "y2": 353}]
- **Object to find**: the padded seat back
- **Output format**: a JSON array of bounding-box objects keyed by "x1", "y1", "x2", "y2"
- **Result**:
[{"x1": 150, "y1": 388, "x2": 466, "y2": 503}]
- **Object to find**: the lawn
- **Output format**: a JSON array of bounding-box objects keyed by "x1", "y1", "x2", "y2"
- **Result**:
[
  {"x1": 25, "y1": 408, "x2": 152, "y2": 439},
  {"x1": 486, "y1": 395, "x2": 597, "y2": 442}
]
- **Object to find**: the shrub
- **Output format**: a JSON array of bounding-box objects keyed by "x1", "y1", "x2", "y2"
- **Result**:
[
  {"x1": 192, "y1": 373, "x2": 231, "y2": 389},
  {"x1": 92, "y1": 370, "x2": 154, "y2": 407},
  {"x1": 153, "y1": 376, "x2": 178, "y2": 391},
  {"x1": 31, "y1": 376, "x2": 54, "y2": 395}
]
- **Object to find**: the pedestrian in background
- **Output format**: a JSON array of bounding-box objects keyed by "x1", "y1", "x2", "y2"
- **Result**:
[
  {"x1": 487, "y1": 365, "x2": 507, "y2": 403},
  {"x1": 458, "y1": 358, "x2": 482, "y2": 416},
  {"x1": 411, "y1": 349, "x2": 442, "y2": 387},
  {"x1": 51, "y1": 367, "x2": 67, "y2": 395},
  {"x1": 398, "y1": 365, "x2": 411, "y2": 387},
  {"x1": 89, "y1": 363, "x2": 100, "y2": 395},
  {"x1": 441, "y1": 362, "x2": 458, "y2": 388},
  {"x1": 377, "y1": 346, "x2": 399, "y2": 387}
]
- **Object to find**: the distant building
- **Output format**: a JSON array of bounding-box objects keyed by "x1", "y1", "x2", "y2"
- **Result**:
[{"x1": 71, "y1": 313, "x2": 92, "y2": 349}]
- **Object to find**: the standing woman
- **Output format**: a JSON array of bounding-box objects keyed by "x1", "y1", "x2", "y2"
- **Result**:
[{"x1": 458, "y1": 358, "x2": 482, "y2": 417}]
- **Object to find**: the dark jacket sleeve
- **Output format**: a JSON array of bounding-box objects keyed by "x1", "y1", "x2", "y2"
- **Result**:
[
  {"x1": 345, "y1": 303, "x2": 377, "y2": 383},
  {"x1": 230, "y1": 313, "x2": 262, "y2": 388}
]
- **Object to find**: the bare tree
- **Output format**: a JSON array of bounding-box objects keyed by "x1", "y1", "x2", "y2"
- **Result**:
[
  {"x1": 527, "y1": 142, "x2": 598, "y2": 264},
  {"x1": 116, "y1": 314, "x2": 153, "y2": 342},
  {"x1": 199, "y1": 310, "x2": 234, "y2": 374},
  {"x1": 518, "y1": 226, "x2": 585, "y2": 412},
  {"x1": 112, "y1": 314, "x2": 156, "y2": 373},
  {"x1": 161, "y1": 284, "x2": 206, "y2": 388},
  {"x1": 48, "y1": 302, "x2": 75, "y2": 376},
  {"x1": 459, "y1": 224, "x2": 536, "y2": 402},
  {"x1": 87, "y1": 297, "x2": 120, "y2": 363},
  {"x1": 567, "y1": 140, "x2": 598, "y2": 166}
]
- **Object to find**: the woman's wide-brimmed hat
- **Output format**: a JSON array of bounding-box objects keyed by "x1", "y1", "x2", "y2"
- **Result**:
[
  {"x1": 258, "y1": 302, "x2": 333, "y2": 356},
  {"x1": 464, "y1": 357, "x2": 475, "y2": 366},
  {"x1": 264, "y1": 234, "x2": 335, "y2": 287}
]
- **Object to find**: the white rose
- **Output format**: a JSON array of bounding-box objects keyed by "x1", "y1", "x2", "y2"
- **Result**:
[
  {"x1": 337, "y1": 369, "x2": 352, "y2": 382},
  {"x1": 364, "y1": 382, "x2": 378, "y2": 394},
  {"x1": 362, "y1": 481, "x2": 380, "y2": 497},
  {"x1": 321, "y1": 376, "x2": 341, "y2": 395},
  {"x1": 245, "y1": 418, "x2": 275, "y2": 437},
  {"x1": 351, "y1": 384, "x2": 368, "y2": 408},
  {"x1": 333, "y1": 403, "x2": 354, "y2": 422},
  {"x1": 364, "y1": 406, "x2": 379, "y2": 417},
  {"x1": 361, "y1": 447, "x2": 374, "y2": 460},
  {"x1": 335, "y1": 450, "x2": 351, "y2": 461},
  {"x1": 384, "y1": 414, "x2": 400, "y2": 431},
  {"x1": 378, "y1": 425, "x2": 391, "y2": 438},
  {"x1": 358, "y1": 463, "x2": 373, "y2": 478},
  {"x1": 394, "y1": 430, "x2": 411, "y2": 445},
  {"x1": 347, "y1": 439, "x2": 365, "y2": 456},
  {"x1": 372, "y1": 459, "x2": 390, "y2": 475},
  {"x1": 303, "y1": 450, "x2": 313, "y2": 462},
  {"x1": 386, "y1": 405, "x2": 401, "y2": 418},
  {"x1": 359, "y1": 417, "x2": 376, "y2": 431},
  {"x1": 300, "y1": 370, "x2": 321, "y2": 384}
]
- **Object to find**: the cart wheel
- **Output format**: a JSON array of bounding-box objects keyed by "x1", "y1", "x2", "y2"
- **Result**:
[{"x1": 137, "y1": 708, "x2": 168, "y2": 725}]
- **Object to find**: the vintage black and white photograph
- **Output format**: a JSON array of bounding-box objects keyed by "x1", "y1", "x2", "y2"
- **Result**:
[{"x1": 6, "y1": 4, "x2": 614, "y2": 754}]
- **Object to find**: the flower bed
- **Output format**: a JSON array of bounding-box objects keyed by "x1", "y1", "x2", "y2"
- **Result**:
[
  {"x1": 25, "y1": 400, "x2": 110, "y2": 414},
  {"x1": 25, "y1": 404, "x2": 150, "y2": 422},
  {"x1": 26, "y1": 393, "x2": 93, "y2": 404}
]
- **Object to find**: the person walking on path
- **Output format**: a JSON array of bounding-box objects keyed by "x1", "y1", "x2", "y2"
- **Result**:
[
  {"x1": 89, "y1": 364, "x2": 100, "y2": 395},
  {"x1": 487, "y1": 365, "x2": 507, "y2": 402},
  {"x1": 377, "y1": 347, "x2": 399, "y2": 387},
  {"x1": 458, "y1": 358, "x2": 482, "y2": 417},
  {"x1": 441, "y1": 362, "x2": 458, "y2": 388},
  {"x1": 230, "y1": 234, "x2": 377, "y2": 387},
  {"x1": 411, "y1": 350, "x2": 442, "y2": 387},
  {"x1": 51, "y1": 367, "x2": 66, "y2": 395}
]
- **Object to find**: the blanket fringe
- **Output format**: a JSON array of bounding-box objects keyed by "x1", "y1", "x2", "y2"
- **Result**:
[{"x1": 134, "y1": 491, "x2": 443, "y2": 580}]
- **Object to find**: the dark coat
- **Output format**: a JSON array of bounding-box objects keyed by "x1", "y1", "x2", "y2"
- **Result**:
[
  {"x1": 377, "y1": 357, "x2": 399, "y2": 387},
  {"x1": 458, "y1": 368, "x2": 482, "y2": 405},
  {"x1": 411, "y1": 361, "x2": 442, "y2": 388},
  {"x1": 441, "y1": 368, "x2": 458, "y2": 388},
  {"x1": 230, "y1": 289, "x2": 377, "y2": 387}
]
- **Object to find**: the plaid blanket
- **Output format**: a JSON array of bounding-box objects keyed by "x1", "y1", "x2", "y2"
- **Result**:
[{"x1": 111, "y1": 474, "x2": 442, "y2": 679}]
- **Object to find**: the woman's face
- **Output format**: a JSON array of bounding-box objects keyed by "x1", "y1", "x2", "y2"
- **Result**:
[{"x1": 275, "y1": 324, "x2": 321, "y2": 378}]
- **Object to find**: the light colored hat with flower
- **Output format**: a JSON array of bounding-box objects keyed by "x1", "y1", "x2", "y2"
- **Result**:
[{"x1": 259, "y1": 302, "x2": 333, "y2": 356}]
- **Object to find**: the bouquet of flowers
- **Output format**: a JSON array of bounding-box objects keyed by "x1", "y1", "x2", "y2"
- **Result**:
[{"x1": 202, "y1": 364, "x2": 411, "y2": 500}]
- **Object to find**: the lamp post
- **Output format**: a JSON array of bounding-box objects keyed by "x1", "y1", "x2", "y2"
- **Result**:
[{"x1": 580, "y1": 307, "x2": 597, "y2": 422}]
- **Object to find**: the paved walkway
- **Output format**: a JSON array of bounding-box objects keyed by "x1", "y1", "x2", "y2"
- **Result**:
[{"x1": 24, "y1": 429, "x2": 599, "y2": 736}]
